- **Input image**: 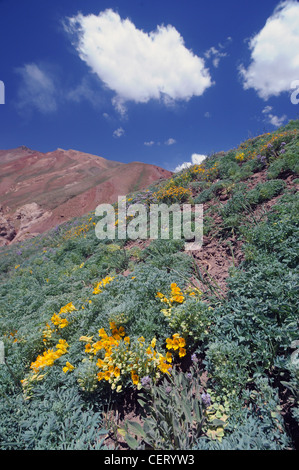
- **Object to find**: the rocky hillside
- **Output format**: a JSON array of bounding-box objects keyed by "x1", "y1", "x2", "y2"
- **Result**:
[
  {"x1": 0, "y1": 146, "x2": 171, "y2": 245},
  {"x1": 0, "y1": 120, "x2": 298, "y2": 451}
]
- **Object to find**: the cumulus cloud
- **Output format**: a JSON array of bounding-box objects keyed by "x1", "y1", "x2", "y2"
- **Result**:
[
  {"x1": 174, "y1": 153, "x2": 206, "y2": 172},
  {"x1": 262, "y1": 105, "x2": 287, "y2": 127},
  {"x1": 239, "y1": 1, "x2": 299, "y2": 99},
  {"x1": 144, "y1": 141, "x2": 155, "y2": 146},
  {"x1": 65, "y1": 9, "x2": 213, "y2": 114},
  {"x1": 113, "y1": 127, "x2": 125, "y2": 138},
  {"x1": 15, "y1": 63, "x2": 58, "y2": 114}
]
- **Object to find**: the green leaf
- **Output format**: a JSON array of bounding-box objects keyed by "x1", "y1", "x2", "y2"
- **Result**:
[
  {"x1": 124, "y1": 433, "x2": 139, "y2": 450},
  {"x1": 211, "y1": 418, "x2": 225, "y2": 427},
  {"x1": 137, "y1": 397, "x2": 147, "y2": 408},
  {"x1": 182, "y1": 402, "x2": 192, "y2": 423},
  {"x1": 128, "y1": 420, "x2": 146, "y2": 439},
  {"x1": 194, "y1": 399, "x2": 202, "y2": 422}
]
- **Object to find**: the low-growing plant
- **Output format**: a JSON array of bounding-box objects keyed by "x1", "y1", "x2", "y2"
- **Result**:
[
  {"x1": 203, "y1": 339, "x2": 252, "y2": 394},
  {"x1": 121, "y1": 361, "x2": 211, "y2": 450},
  {"x1": 0, "y1": 386, "x2": 108, "y2": 450}
]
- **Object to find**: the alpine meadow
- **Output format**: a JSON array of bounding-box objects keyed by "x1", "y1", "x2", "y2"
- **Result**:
[{"x1": 0, "y1": 120, "x2": 298, "y2": 450}]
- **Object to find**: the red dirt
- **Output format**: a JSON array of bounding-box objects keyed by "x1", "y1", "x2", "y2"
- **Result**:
[{"x1": 0, "y1": 146, "x2": 172, "y2": 244}]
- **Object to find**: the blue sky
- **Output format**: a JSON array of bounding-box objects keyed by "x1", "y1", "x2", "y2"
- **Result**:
[{"x1": 0, "y1": 0, "x2": 299, "y2": 171}]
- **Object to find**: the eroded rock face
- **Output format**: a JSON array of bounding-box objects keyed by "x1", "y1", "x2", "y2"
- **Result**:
[
  {"x1": 0, "y1": 202, "x2": 53, "y2": 245},
  {"x1": 14, "y1": 202, "x2": 49, "y2": 224},
  {"x1": 12, "y1": 203, "x2": 52, "y2": 243},
  {"x1": 0, "y1": 213, "x2": 16, "y2": 245}
]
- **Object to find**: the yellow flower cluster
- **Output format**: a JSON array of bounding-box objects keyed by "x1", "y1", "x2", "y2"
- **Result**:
[
  {"x1": 236, "y1": 129, "x2": 298, "y2": 162},
  {"x1": 156, "y1": 282, "x2": 185, "y2": 306},
  {"x1": 61, "y1": 214, "x2": 96, "y2": 241},
  {"x1": 93, "y1": 276, "x2": 115, "y2": 294},
  {"x1": 21, "y1": 339, "x2": 72, "y2": 398},
  {"x1": 259, "y1": 130, "x2": 297, "y2": 154},
  {"x1": 44, "y1": 302, "x2": 77, "y2": 337},
  {"x1": 235, "y1": 152, "x2": 245, "y2": 161},
  {"x1": 59, "y1": 302, "x2": 77, "y2": 314},
  {"x1": 29, "y1": 339, "x2": 69, "y2": 373},
  {"x1": 50, "y1": 313, "x2": 68, "y2": 329},
  {"x1": 63, "y1": 361, "x2": 75, "y2": 373},
  {"x1": 80, "y1": 322, "x2": 174, "y2": 392},
  {"x1": 166, "y1": 333, "x2": 186, "y2": 358},
  {"x1": 41, "y1": 302, "x2": 77, "y2": 345},
  {"x1": 153, "y1": 186, "x2": 191, "y2": 203},
  {"x1": 156, "y1": 283, "x2": 199, "y2": 318},
  {"x1": 188, "y1": 162, "x2": 219, "y2": 182}
]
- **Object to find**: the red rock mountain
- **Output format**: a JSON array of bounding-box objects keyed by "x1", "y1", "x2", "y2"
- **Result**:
[{"x1": 0, "y1": 146, "x2": 172, "y2": 245}]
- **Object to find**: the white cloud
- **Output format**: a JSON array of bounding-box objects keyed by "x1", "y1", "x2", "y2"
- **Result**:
[
  {"x1": 262, "y1": 105, "x2": 287, "y2": 127},
  {"x1": 174, "y1": 162, "x2": 191, "y2": 172},
  {"x1": 15, "y1": 63, "x2": 58, "y2": 114},
  {"x1": 144, "y1": 137, "x2": 176, "y2": 146},
  {"x1": 174, "y1": 153, "x2": 206, "y2": 172},
  {"x1": 65, "y1": 9, "x2": 212, "y2": 114},
  {"x1": 165, "y1": 138, "x2": 176, "y2": 145},
  {"x1": 205, "y1": 47, "x2": 227, "y2": 68},
  {"x1": 204, "y1": 37, "x2": 232, "y2": 68},
  {"x1": 239, "y1": 1, "x2": 299, "y2": 99},
  {"x1": 113, "y1": 127, "x2": 125, "y2": 138},
  {"x1": 191, "y1": 153, "x2": 207, "y2": 165},
  {"x1": 66, "y1": 76, "x2": 103, "y2": 108},
  {"x1": 268, "y1": 114, "x2": 287, "y2": 127},
  {"x1": 15, "y1": 63, "x2": 104, "y2": 116},
  {"x1": 262, "y1": 105, "x2": 273, "y2": 114}
]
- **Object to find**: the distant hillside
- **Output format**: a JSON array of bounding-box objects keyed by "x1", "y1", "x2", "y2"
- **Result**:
[{"x1": 0, "y1": 146, "x2": 172, "y2": 244}]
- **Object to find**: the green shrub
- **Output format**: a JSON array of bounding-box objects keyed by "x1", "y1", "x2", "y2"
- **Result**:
[
  {"x1": 247, "y1": 179, "x2": 286, "y2": 205},
  {"x1": 194, "y1": 180, "x2": 230, "y2": 203},
  {"x1": 204, "y1": 340, "x2": 252, "y2": 393}
]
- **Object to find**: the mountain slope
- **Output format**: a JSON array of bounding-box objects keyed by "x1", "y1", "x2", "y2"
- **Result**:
[
  {"x1": 0, "y1": 146, "x2": 171, "y2": 244},
  {"x1": 0, "y1": 120, "x2": 298, "y2": 450}
]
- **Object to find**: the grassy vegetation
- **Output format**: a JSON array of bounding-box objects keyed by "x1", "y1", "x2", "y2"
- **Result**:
[{"x1": 0, "y1": 120, "x2": 298, "y2": 450}]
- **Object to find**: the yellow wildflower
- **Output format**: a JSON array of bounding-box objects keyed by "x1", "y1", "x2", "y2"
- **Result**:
[
  {"x1": 131, "y1": 371, "x2": 139, "y2": 385},
  {"x1": 63, "y1": 361, "x2": 75, "y2": 373},
  {"x1": 79, "y1": 335, "x2": 94, "y2": 342},
  {"x1": 179, "y1": 348, "x2": 186, "y2": 358},
  {"x1": 85, "y1": 343, "x2": 93, "y2": 354}
]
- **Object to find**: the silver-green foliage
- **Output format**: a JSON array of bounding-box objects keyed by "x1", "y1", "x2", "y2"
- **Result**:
[
  {"x1": 0, "y1": 386, "x2": 107, "y2": 450},
  {"x1": 122, "y1": 364, "x2": 212, "y2": 450}
]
